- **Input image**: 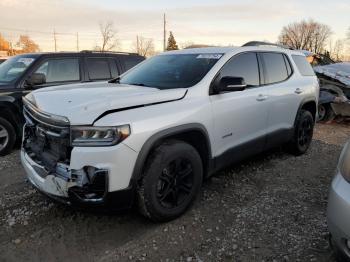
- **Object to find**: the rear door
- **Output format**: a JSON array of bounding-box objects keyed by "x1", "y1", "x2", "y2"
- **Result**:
[
  {"x1": 210, "y1": 52, "x2": 270, "y2": 159},
  {"x1": 118, "y1": 56, "x2": 145, "y2": 74},
  {"x1": 85, "y1": 57, "x2": 114, "y2": 81},
  {"x1": 259, "y1": 52, "x2": 301, "y2": 145}
]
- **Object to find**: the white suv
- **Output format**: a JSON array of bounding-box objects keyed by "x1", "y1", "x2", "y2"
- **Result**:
[{"x1": 21, "y1": 44, "x2": 319, "y2": 221}]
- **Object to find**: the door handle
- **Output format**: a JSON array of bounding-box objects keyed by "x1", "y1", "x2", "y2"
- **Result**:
[
  {"x1": 256, "y1": 94, "x2": 268, "y2": 101},
  {"x1": 295, "y1": 88, "x2": 303, "y2": 94}
]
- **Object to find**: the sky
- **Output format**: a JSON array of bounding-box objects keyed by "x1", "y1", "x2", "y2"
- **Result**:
[{"x1": 0, "y1": 0, "x2": 349, "y2": 52}]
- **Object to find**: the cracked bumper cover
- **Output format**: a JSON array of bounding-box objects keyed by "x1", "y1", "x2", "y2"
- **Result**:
[{"x1": 21, "y1": 143, "x2": 138, "y2": 209}]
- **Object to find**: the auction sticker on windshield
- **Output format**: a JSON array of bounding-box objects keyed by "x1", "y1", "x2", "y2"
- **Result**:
[{"x1": 196, "y1": 54, "x2": 223, "y2": 59}]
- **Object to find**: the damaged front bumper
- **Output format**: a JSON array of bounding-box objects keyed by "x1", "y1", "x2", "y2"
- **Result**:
[
  {"x1": 21, "y1": 99, "x2": 137, "y2": 210},
  {"x1": 21, "y1": 149, "x2": 135, "y2": 209},
  {"x1": 21, "y1": 149, "x2": 109, "y2": 205}
]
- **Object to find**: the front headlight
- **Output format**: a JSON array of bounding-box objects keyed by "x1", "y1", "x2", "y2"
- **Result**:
[
  {"x1": 339, "y1": 141, "x2": 350, "y2": 183},
  {"x1": 71, "y1": 125, "x2": 130, "y2": 147}
]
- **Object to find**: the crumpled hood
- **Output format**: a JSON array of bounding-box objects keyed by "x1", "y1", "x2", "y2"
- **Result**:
[
  {"x1": 314, "y1": 62, "x2": 350, "y2": 87},
  {"x1": 26, "y1": 82, "x2": 187, "y2": 125}
]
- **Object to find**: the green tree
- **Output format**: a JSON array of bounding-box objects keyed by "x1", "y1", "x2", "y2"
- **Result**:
[{"x1": 166, "y1": 31, "x2": 178, "y2": 51}]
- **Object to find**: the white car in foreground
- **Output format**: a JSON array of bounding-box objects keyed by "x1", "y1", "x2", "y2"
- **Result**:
[
  {"x1": 328, "y1": 141, "x2": 350, "y2": 261},
  {"x1": 21, "y1": 44, "x2": 319, "y2": 221}
]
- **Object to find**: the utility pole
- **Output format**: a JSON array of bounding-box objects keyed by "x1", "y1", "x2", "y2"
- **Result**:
[
  {"x1": 53, "y1": 29, "x2": 57, "y2": 52},
  {"x1": 76, "y1": 32, "x2": 79, "y2": 51},
  {"x1": 163, "y1": 13, "x2": 166, "y2": 51},
  {"x1": 136, "y1": 35, "x2": 139, "y2": 54},
  {"x1": 9, "y1": 41, "x2": 13, "y2": 56}
]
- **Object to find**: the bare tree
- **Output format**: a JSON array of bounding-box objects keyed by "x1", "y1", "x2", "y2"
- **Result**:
[
  {"x1": 279, "y1": 19, "x2": 332, "y2": 53},
  {"x1": 133, "y1": 36, "x2": 155, "y2": 57},
  {"x1": 16, "y1": 35, "x2": 40, "y2": 53},
  {"x1": 329, "y1": 39, "x2": 345, "y2": 61},
  {"x1": 96, "y1": 21, "x2": 119, "y2": 52}
]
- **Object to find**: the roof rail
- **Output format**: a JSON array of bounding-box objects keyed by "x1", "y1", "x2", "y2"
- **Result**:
[
  {"x1": 79, "y1": 50, "x2": 139, "y2": 55},
  {"x1": 242, "y1": 41, "x2": 294, "y2": 50}
]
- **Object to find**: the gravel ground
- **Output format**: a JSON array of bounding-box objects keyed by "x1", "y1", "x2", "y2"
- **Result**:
[{"x1": 0, "y1": 123, "x2": 350, "y2": 262}]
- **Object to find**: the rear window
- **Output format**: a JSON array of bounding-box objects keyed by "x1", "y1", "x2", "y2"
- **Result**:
[
  {"x1": 261, "y1": 53, "x2": 289, "y2": 84},
  {"x1": 292, "y1": 55, "x2": 315, "y2": 76},
  {"x1": 87, "y1": 58, "x2": 112, "y2": 80}
]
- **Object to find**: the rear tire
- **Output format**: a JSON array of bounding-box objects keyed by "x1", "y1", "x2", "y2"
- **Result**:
[
  {"x1": 0, "y1": 117, "x2": 16, "y2": 156},
  {"x1": 137, "y1": 140, "x2": 203, "y2": 222},
  {"x1": 287, "y1": 110, "x2": 314, "y2": 156}
]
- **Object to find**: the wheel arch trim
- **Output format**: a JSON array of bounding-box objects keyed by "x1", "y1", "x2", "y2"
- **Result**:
[
  {"x1": 296, "y1": 98, "x2": 317, "y2": 125},
  {"x1": 130, "y1": 123, "x2": 212, "y2": 184}
]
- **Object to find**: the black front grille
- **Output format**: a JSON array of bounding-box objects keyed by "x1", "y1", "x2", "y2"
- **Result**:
[{"x1": 23, "y1": 105, "x2": 72, "y2": 172}]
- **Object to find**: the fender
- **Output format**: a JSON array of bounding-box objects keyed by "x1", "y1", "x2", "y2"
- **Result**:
[
  {"x1": 130, "y1": 123, "x2": 212, "y2": 184},
  {"x1": 295, "y1": 97, "x2": 317, "y2": 126},
  {"x1": 0, "y1": 95, "x2": 16, "y2": 103}
]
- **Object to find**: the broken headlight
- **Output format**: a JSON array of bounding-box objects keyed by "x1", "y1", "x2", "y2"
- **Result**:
[
  {"x1": 71, "y1": 125, "x2": 130, "y2": 147},
  {"x1": 339, "y1": 141, "x2": 350, "y2": 183}
]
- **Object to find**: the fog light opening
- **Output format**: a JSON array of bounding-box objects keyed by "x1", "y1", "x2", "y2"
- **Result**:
[
  {"x1": 347, "y1": 239, "x2": 350, "y2": 250},
  {"x1": 69, "y1": 168, "x2": 109, "y2": 203}
]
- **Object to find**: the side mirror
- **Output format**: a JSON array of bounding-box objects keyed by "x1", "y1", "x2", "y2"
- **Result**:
[
  {"x1": 25, "y1": 73, "x2": 46, "y2": 88},
  {"x1": 217, "y1": 76, "x2": 247, "y2": 93}
]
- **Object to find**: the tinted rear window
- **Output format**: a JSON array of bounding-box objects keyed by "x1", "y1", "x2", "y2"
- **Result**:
[
  {"x1": 292, "y1": 55, "x2": 315, "y2": 76},
  {"x1": 87, "y1": 58, "x2": 111, "y2": 80},
  {"x1": 262, "y1": 53, "x2": 289, "y2": 84}
]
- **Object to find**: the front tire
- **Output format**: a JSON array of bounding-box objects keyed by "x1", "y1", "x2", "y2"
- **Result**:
[
  {"x1": 287, "y1": 110, "x2": 314, "y2": 156},
  {"x1": 0, "y1": 117, "x2": 16, "y2": 156},
  {"x1": 137, "y1": 140, "x2": 203, "y2": 222}
]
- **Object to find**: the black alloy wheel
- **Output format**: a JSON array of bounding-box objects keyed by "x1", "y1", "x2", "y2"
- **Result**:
[{"x1": 156, "y1": 158, "x2": 194, "y2": 209}]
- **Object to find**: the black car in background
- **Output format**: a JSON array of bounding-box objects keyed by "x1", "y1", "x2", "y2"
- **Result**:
[{"x1": 0, "y1": 51, "x2": 145, "y2": 155}]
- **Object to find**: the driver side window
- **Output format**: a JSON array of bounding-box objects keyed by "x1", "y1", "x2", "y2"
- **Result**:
[
  {"x1": 34, "y1": 58, "x2": 80, "y2": 83},
  {"x1": 220, "y1": 52, "x2": 260, "y2": 87}
]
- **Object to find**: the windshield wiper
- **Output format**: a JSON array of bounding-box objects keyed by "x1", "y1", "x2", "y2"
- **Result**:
[
  {"x1": 128, "y1": 83, "x2": 148, "y2": 87},
  {"x1": 108, "y1": 76, "x2": 120, "y2": 83}
]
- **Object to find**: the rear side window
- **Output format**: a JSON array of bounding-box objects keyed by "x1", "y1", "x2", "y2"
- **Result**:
[
  {"x1": 292, "y1": 55, "x2": 315, "y2": 76},
  {"x1": 261, "y1": 53, "x2": 289, "y2": 84},
  {"x1": 122, "y1": 56, "x2": 145, "y2": 72},
  {"x1": 220, "y1": 52, "x2": 260, "y2": 87},
  {"x1": 87, "y1": 58, "x2": 112, "y2": 80}
]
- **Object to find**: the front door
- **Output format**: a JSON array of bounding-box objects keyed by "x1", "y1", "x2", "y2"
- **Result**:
[{"x1": 210, "y1": 52, "x2": 269, "y2": 161}]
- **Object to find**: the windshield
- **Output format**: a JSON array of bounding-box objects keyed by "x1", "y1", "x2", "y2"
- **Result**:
[
  {"x1": 0, "y1": 55, "x2": 37, "y2": 83},
  {"x1": 119, "y1": 53, "x2": 222, "y2": 89}
]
